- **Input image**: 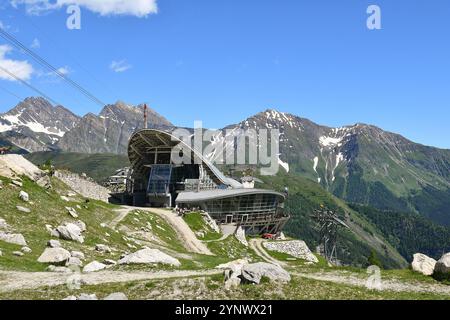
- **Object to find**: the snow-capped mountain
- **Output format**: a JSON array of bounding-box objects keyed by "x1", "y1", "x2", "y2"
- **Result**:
[
  {"x1": 0, "y1": 97, "x2": 80, "y2": 152},
  {"x1": 218, "y1": 109, "x2": 450, "y2": 226}
]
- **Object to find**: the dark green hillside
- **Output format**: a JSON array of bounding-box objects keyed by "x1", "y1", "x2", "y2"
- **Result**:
[
  {"x1": 25, "y1": 151, "x2": 129, "y2": 183},
  {"x1": 256, "y1": 172, "x2": 407, "y2": 269},
  {"x1": 350, "y1": 204, "x2": 450, "y2": 261}
]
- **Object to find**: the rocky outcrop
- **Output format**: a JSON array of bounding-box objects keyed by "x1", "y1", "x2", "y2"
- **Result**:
[
  {"x1": 241, "y1": 262, "x2": 291, "y2": 284},
  {"x1": 234, "y1": 226, "x2": 248, "y2": 247},
  {"x1": 54, "y1": 170, "x2": 110, "y2": 202},
  {"x1": 38, "y1": 248, "x2": 71, "y2": 265},
  {"x1": 0, "y1": 232, "x2": 27, "y2": 246},
  {"x1": 55, "y1": 223, "x2": 85, "y2": 243},
  {"x1": 411, "y1": 253, "x2": 437, "y2": 276},
  {"x1": 83, "y1": 261, "x2": 107, "y2": 273},
  {"x1": 263, "y1": 240, "x2": 318, "y2": 264},
  {"x1": 118, "y1": 248, "x2": 181, "y2": 267},
  {"x1": 217, "y1": 259, "x2": 291, "y2": 287},
  {"x1": 434, "y1": 253, "x2": 450, "y2": 275}
]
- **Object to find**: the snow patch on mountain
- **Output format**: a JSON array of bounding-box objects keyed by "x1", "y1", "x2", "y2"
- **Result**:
[{"x1": 313, "y1": 156, "x2": 321, "y2": 183}]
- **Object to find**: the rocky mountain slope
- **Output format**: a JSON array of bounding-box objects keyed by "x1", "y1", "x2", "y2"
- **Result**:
[
  {"x1": 220, "y1": 110, "x2": 450, "y2": 226},
  {"x1": 0, "y1": 97, "x2": 80, "y2": 152},
  {"x1": 57, "y1": 102, "x2": 173, "y2": 154},
  {"x1": 2, "y1": 98, "x2": 449, "y2": 226}
]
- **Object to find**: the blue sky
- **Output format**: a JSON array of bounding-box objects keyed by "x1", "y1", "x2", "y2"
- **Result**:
[{"x1": 0, "y1": 0, "x2": 449, "y2": 148}]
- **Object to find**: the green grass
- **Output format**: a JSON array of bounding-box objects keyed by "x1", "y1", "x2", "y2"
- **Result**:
[
  {"x1": 1, "y1": 274, "x2": 448, "y2": 300},
  {"x1": 182, "y1": 212, "x2": 222, "y2": 241},
  {"x1": 25, "y1": 151, "x2": 129, "y2": 183}
]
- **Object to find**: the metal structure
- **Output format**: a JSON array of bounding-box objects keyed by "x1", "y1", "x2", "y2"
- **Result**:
[
  {"x1": 112, "y1": 128, "x2": 290, "y2": 235},
  {"x1": 311, "y1": 207, "x2": 349, "y2": 265}
]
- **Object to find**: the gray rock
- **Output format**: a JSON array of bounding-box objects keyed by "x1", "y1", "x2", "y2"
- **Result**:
[
  {"x1": 47, "y1": 239, "x2": 62, "y2": 248},
  {"x1": 83, "y1": 261, "x2": 107, "y2": 273},
  {"x1": 63, "y1": 295, "x2": 77, "y2": 300},
  {"x1": 434, "y1": 253, "x2": 450, "y2": 275},
  {"x1": 78, "y1": 293, "x2": 98, "y2": 301},
  {"x1": 0, "y1": 232, "x2": 27, "y2": 246},
  {"x1": 13, "y1": 251, "x2": 24, "y2": 257},
  {"x1": 234, "y1": 226, "x2": 248, "y2": 247},
  {"x1": 74, "y1": 220, "x2": 86, "y2": 232},
  {"x1": 241, "y1": 262, "x2": 291, "y2": 284},
  {"x1": 103, "y1": 292, "x2": 128, "y2": 300},
  {"x1": 38, "y1": 247, "x2": 71, "y2": 264},
  {"x1": 66, "y1": 257, "x2": 83, "y2": 267},
  {"x1": 65, "y1": 207, "x2": 78, "y2": 218},
  {"x1": 103, "y1": 259, "x2": 117, "y2": 266},
  {"x1": 60, "y1": 196, "x2": 70, "y2": 202},
  {"x1": 118, "y1": 248, "x2": 181, "y2": 267},
  {"x1": 56, "y1": 223, "x2": 84, "y2": 243},
  {"x1": 412, "y1": 253, "x2": 436, "y2": 276},
  {"x1": 21, "y1": 246, "x2": 32, "y2": 253},
  {"x1": 12, "y1": 180, "x2": 23, "y2": 187},
  {"x1": 71, "y1": 250, "x2": 85, "y2": 260},
  {"x1": 19, "y1": 190, "x2": 29, "y2": 202},
  {"x1": 95, "y1": 244, "x2": 112, "y2": 253},
  {"x1": 16, "y1": 206, "x2": 31, "y2": 214},
  {"x1": 0, "y1": 250, "x2": 2, "y2": 257},
  {"x1": 263, "y1": 240, "x2": 319, "y2": 264}
]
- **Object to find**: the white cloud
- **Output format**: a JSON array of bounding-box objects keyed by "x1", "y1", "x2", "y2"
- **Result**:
[
  {"x1": 57, "y1": 66, "x2": 70, "y2": 75},
  {"x1": 31, "y1": 38, "x2": 40, "y2": 49},
  {"x1": 110, "y1": 60, "x2": 131, "y2": 73},
  {"x1": 10, "y1": 0, "x2": 158, "y2": 17},
  {"x1": 0, "y1": 44, "x2": 34, "y2": 81}
]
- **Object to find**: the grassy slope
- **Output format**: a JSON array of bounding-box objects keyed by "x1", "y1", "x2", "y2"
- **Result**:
[
  {"x1": 25, "y1": 152, "x2": 129, "y2": 183},
  {"x1": 1, "y1": 173, "x2": 449, "y2": 300}
]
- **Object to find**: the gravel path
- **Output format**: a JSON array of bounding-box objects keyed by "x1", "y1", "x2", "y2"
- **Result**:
[
  {"x1": 293, "y1": 271, "x2": 450, "y2": 296},
  {"x1": 147, "y1": 208, "x2": 213, "y2": 256},
  {"x1": 0, "y1": 269, "x2": 222, "y2": 293}
]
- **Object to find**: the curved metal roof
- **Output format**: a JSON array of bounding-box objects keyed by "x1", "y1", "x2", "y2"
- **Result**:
[
  {"x1": 127, "y1": 128, "x2": 242, "y2": 188},
  {"x1": 176, "y1": 188, "x2": 285, "y2": 203}
]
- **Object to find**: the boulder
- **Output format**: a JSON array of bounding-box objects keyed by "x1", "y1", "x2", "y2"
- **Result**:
[
  {"x1": 16, "y1": 206, "x2": 31, "y2": 214},
  {"x1": 21, "y1": 247, "x2": 32, "y2": 253},
  {"x1": 217, "y1": 259, "x2": 249, "y2": 280},
  {"x1": 38, "y1": 248, "x2": 71, "y2": 265},
  {"x1": 63, "y1": 296, "x2": 77, "y2": 300},
  {"x1": 71, "y1": 251, "x2": 85, "y2": 260},
  {"x1": 78, "y1": 293, "x2": 98, "y2": 300},
  {"x1": 241, "y1": 262, "x2": 291, "y2": 284},
  {"x1": 118, "y1": 248, "x2": 181, "y2": 267},
  {"x1": 74, "y1": 220, "x2": 86, "y2": 232},
  {"x1": 263, "y1": 240, "x2": 319, "y2": 264},
  {"x1": 0, "y1": 232, "x2": 27, "y2": 246},
  {"x1": 13, "y1": 251, "x2": 24, "y2": 257},
  {"x1": 83, "y1": 261, "x2": 107, "y2": 273},
  {"x1": 60, "y1": 196, "x2": 70, "y2": 202},
  {"x1": 95, "y1": 244, "x2": 112, "y2": 253},
  {"x1": 411, "y1": 253, "x2": 437, "y2": 276},
  {"x1": 19, "y1": 191, "x2": 29, "y2": 202},
  {"x1": 66, "y1": 257, "x2": 83, "y2": 267},
  {"x1": 56, "y1": 223, "x2": 84, "y2": 243},
  {"x1": 235, "y1": 226, "x2": 248, "y2": 247},
  {"x1": 11, "y1": 180, "x2": 23, "y2": 187},
  {"x1": 103, "y1": 259, "x2": 117, "y2": 266},
  {"x1": 47, "y1": 239, "x2": 61, "y2": 248},
  {"x1": 434, "y1": 253, "x2": 450, "y2": 275},
  {"x1": 0, "y1": 250, "x2": 2, "y2": 256},
  {"x1": 103, "y1": 292, "x2": 128, "y2": 300},
  {"x1": 65, "y1": 207, "x2": 78, "y2": 218}
]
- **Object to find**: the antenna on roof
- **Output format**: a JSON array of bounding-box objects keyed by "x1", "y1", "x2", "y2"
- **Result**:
[{"x1": 144, "y1": 104, "x2": 148, "y2": 129}]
